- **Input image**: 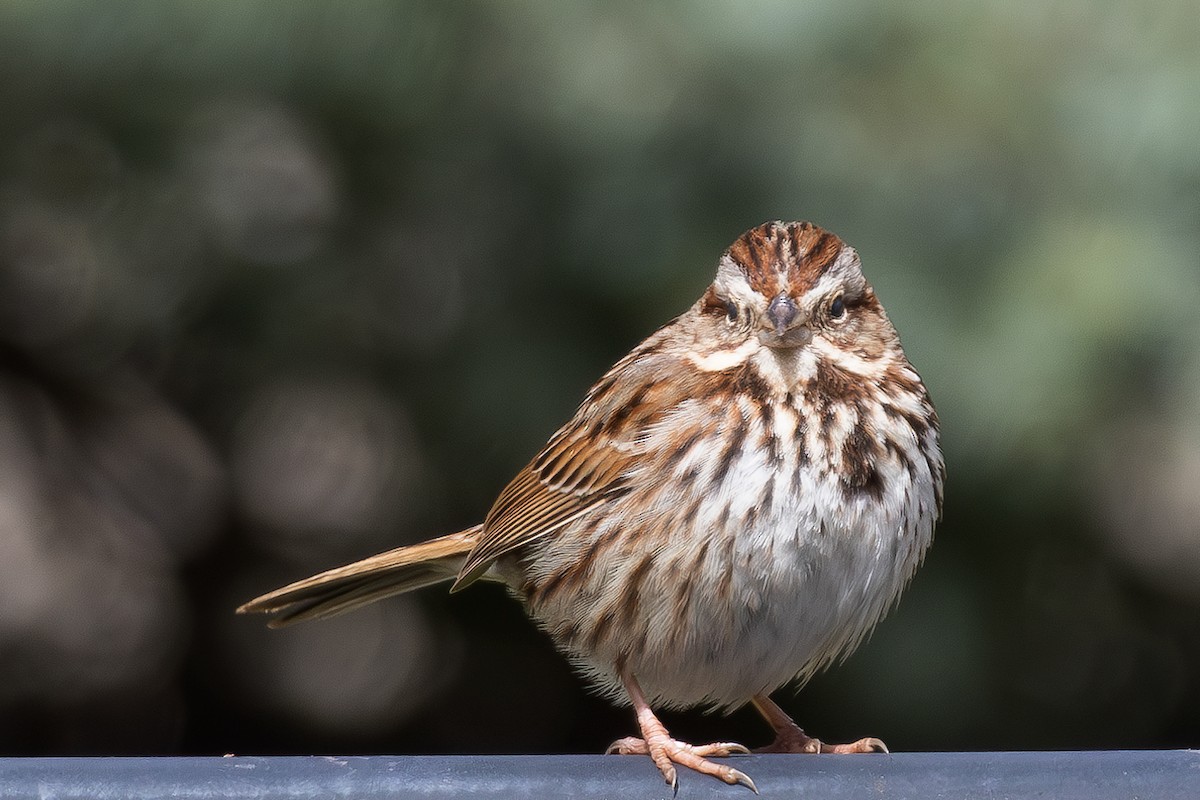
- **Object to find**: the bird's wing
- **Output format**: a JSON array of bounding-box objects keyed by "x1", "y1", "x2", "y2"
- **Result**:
[{"x1": 452, "y1": 335, "x2": 686, "y2": 590}]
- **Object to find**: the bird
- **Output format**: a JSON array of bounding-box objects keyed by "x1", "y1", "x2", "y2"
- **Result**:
[{"x1": 239, "y1": 220, "x2": 944, "y2": 793}]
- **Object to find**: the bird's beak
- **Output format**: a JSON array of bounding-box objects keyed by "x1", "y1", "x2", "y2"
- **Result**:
[
  {"x1": 760, "y1": 295, "x2": 810, "y2": 349},
  {"x1": 766, "y1": 295, "x2": 798, "y2": 336}
]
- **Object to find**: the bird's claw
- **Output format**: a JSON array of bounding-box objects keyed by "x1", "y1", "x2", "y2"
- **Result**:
[
  {"x1": 757, "y1": 728, "x2": 890, "y2": 754},
  {"x1": 607, "y1": 735, "x2": 756, "y2": 792}
]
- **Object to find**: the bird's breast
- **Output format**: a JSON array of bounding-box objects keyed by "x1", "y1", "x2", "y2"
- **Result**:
[{"x1": 516, "y1": 390, "x2": 939, "y2": 710}]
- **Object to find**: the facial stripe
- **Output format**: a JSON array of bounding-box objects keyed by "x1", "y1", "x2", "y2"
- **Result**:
[{"x1": 686, "y1": 338, "x2": 759, "y2": 371}]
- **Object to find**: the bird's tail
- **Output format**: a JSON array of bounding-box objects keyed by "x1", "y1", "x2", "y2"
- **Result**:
[{"x1": 237, "y1": 527, "x2": 482, "y2": 628}]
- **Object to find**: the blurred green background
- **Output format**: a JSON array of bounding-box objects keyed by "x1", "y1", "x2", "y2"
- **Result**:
[{"x1": 0, "y1": 0, "x2": 1197, "y2": 756}]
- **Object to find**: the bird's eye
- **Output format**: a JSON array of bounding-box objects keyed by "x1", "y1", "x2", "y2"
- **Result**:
[
  {"x1": 725, "y1": 301, "x2": 739, "y2": 322},
  {"x1": 829, "y1": 294, "x2": 846, "y2": 321}
]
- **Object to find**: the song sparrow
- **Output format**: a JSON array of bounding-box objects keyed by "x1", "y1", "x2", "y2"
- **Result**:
[{"x1": 240, "y1": 221, "x2": 944, "y2": 793}]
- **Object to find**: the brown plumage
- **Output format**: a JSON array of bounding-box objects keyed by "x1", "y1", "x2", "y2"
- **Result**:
[
  {"x1": 239, "y1": 221, "x2": 944, "y2": 793},
  {"x1": 240, "y1": 529, "x2": 479, "y2": 626}
]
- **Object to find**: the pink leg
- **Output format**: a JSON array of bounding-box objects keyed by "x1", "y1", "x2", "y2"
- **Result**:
[
  {"x1": 751, "y1": 695, "x2": 888, "y2": 754},
  {"x1": 607, "y1": 671, "x2": 758, "y2": 793}
]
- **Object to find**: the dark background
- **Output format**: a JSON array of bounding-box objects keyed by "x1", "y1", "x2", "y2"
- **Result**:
[{"x1": 0, "y1": 2, "x2": 1197, "y2": 757}]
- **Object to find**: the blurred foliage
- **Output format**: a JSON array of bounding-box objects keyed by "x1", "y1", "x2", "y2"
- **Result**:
[{"x1": 0, "y1": 0, "x2": 1197, "y2": 756}]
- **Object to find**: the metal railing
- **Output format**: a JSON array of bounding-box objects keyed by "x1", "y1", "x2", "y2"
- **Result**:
[{"x1": 0, "y1": 751, "x2": 1195, "y2": 799}]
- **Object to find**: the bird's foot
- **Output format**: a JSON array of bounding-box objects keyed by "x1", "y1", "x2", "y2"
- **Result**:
[
  {"x1": 750, "y1": 693, "x2": 888, "y2": 754},
  {"x1": 615, "y1": 670, "x2": 757, "y2": 793},
  {"x1": 754, "y1": 723, "x2": 888, "y2": 754},
  {"x1": 608, "y1": 735, "x2": 756, "y2": 793},
  {"x1": 608, "y1": 736, "x2": 750, "y2": 758}
]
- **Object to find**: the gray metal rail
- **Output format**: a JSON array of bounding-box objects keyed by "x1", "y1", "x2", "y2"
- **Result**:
[{"x1": 0, "y1": 751, "x2": 1196, "y2": 799}]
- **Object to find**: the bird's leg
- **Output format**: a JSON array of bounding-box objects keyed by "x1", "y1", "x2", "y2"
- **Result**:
[
  {"x1": 750, "y1": 694, "x2": 889, "y2": 754},
  {"x1": 606, "y1": 670, "x2": 757, "y2": 793}
]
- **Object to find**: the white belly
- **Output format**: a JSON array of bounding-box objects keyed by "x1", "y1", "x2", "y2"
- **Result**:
[{"x1": 521, "y1": 398, "x2": 939, "y2": 711}]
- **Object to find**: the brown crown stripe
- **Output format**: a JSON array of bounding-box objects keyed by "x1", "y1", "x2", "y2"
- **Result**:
[{"x1": 725, "y1": 221, "x2": 845, "y2": 298}]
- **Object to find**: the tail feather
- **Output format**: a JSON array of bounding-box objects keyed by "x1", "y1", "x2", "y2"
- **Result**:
[{"x1": 237, "y1": 527, "x2": 481, "y2": 627}]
